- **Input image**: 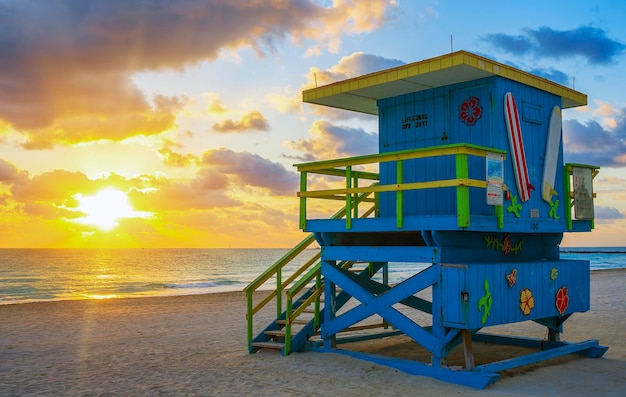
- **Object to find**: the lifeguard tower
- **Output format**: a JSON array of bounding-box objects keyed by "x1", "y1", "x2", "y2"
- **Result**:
[{"x1": 245, "y1": 51, "x2": 607, "y2": 388}]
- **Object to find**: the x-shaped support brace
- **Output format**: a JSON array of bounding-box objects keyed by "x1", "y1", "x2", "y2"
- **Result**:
[{"x1": 322, "y1": 262, "x2": 441, "y2": 355}]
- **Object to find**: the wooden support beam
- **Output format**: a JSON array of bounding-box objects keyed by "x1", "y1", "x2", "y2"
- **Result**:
[{"x1": 462, "y1": 330, "x2": 475, "y2": 370}]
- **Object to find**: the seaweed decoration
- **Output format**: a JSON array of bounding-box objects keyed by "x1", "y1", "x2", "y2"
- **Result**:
[
  {"x1": 548, "y1": 199, "x2": 560, "y2": 219},
  {"x1": 484, "y1": 234, "x2": 524, "y2": 255},
  {"x1": 477, "y1": 279, "x2": 492, "y2": 325},
  {"x1": 507, "y1": 195, "x2": 523, "y2": 218}
]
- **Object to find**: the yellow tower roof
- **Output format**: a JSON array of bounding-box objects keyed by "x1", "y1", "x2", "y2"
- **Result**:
[{"x1": 303, "y1": 50, "x2": 586, "y2": 114}]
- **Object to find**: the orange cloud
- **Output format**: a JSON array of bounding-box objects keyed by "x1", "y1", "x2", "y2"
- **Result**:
[
  {"x1": 0, "y1": 160, "x2": 302, "y2": 247},
  {"x1": 0, "y1": 1, "x2": 396, "y2": 148},
  {"x1": 130, "y1": 180, "x2": 239, "y2": 212},
  {"x1": 200, "y1": 148, "x2": 298, "y2": 195},
  {"x1": 11, "y1": 170, "x2": 92, "y2": 203},
  {"x1": 205, "y1": 93, "x2": 228, "y2": 115},
  {"x1": 212, "y1": 110, "x2": 270, "y2": 133},
  {"x1": 0, "y1": 159, "x2": 29, "y2": 184},
  {"x1": 286, "y1": 120, "x2": 378, "y2": 161},
  {"x1": 278, "y1": 52, "x2": 404, "y2": 119},
  {"x1": 158, "y1": 139, "x2": 200, "y2": 167}
]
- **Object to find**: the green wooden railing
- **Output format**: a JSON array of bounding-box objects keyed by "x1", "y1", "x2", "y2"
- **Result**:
[
  {"x1": 564, "y1": 163, "x2": 600, "y2": 231},
  {"x1": 244, "y1": 189, "x2": 377, "y2": 353},
  {"x1": 296, "y1": 143, "x2": 507, "y2": 230}
]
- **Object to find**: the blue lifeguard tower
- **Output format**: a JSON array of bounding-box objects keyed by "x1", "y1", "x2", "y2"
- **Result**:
[{"x1": 245, "y1": 51, "x2": 607, "y2": 388}]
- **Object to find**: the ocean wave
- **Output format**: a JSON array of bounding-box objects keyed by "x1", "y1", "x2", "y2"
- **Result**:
[
  {"x1": 164, "y1": 280, "x2": 240, "y2": 289},
  {"x1": 561, "y1": 249, "x2": 626, "y2": 254}
]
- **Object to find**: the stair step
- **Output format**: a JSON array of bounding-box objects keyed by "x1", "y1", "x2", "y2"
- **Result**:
[
  {"x1": 276, "y1": 319, "x2": 309, "y2": 325},
  {"x1": 264, "y1": 330, "x2": 286, "y2": 337},
  {"x1": 251, "y1": 341, "x2": 284, "y2": 350}
]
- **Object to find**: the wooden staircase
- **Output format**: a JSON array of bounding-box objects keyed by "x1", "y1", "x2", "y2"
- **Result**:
[
  {"x1": 247, "y1": 260, "x2": 388, "y2": 355},
  {"x1": 245, "y1": 189, "x2": 380, "y2": 356}
]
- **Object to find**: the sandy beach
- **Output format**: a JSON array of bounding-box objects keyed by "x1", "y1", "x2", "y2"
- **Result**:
[{"x1": 1, "y1": 269, "x2": 625, "y2": 396}]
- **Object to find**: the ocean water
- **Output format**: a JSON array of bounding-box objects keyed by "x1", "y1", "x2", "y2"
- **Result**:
[{"x1": 1, "y1": 247, "x2": 625, "y2": 305}]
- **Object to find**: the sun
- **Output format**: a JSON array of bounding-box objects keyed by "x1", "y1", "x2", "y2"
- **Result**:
[{"x1": 74, "y1": 188, "x2": 150, "y2": 230}]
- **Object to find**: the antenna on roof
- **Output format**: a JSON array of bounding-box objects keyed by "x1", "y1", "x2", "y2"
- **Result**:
[
  {"x1": 314, "y1": 73, "x2": 318, "y2": 88},
  {"x1": 450, "y1": 35, "x2": 453, "y2": 53}
]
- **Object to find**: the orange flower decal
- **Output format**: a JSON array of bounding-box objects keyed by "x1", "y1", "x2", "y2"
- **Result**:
[
  {"x1": 556, "y1": 286, "x2": 569, "y2": 315},
  {"x1": 520, "y1": 288, "x2": 534, "y2": 315}
]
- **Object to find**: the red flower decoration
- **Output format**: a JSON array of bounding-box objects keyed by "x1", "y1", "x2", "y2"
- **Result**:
[
  {"x1": 556, "y1": 286, "x2": 569, "y2": 315},
  {"x1": 458, "y1": 96, "x2": 482, "y2": 126}
]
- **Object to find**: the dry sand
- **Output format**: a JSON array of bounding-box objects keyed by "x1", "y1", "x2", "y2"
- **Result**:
[{"x1": 1, "y1": 269, "x2": 625, "y2": 396}]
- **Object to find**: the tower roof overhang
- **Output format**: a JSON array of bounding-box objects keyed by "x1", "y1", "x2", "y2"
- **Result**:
[{"x1": 302, "y1": 51, "x2": 586, "y2": 115}]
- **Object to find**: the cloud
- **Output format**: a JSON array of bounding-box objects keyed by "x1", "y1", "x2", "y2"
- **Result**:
[
  {"x1": 158, "y1": 139, "x2": 200, "y2": 167},
  {"x1": 287, "y1": 120, "x2": 378, "y2": 161},
  {"x1": 130, "y1": 178, "x2": 240, "y2": 212},
  {"x1": 563, "y1": 108, "x2": 626, "y2": 167},
  {"x1": 307, "y1": 51, "x2": 405, "y2": 89},
  {"x1": 595, "y1": 205, "x2": 625, "y2": 219},
  {"x1": 0, "y1": 0, "x2": 397, "y2": 148},
  {"x1": 0, "y1": 158, "x2": 301, "y2": 247},
  {"x1": 212, "y1": 110, "x2": 270, "y2": 133},
  {"x1": 0, "y1": 159, "x2": 28, "y2": 184},
  {"x1": 205, "y1": 93, "x2": 228, "y2": 115},
  {"x1": 267, "y1": 51, "x2": 404, "y2": 119},
  {"x1": 527, "y1": 68, "x2": 570, "y2": 86},
  {"x1": 484, "y1": 26, "x2": 625, "y2": 65},
  {"x1": 301, "y1": 0, "x2": 399, "y2": 56},
  {"x1": 10, "y1": 170, "x2": 93, "y2": 204},
  {"x1": 200, "y1": 148, "x2": 299, "y2": 195}
]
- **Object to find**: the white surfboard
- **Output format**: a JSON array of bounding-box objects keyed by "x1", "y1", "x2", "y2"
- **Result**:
[{"x1": 542, "y1": 106, "x2": 562, "y2": 203}]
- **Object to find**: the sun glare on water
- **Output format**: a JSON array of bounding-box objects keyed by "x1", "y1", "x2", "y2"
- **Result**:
[{"x1": 74, "y1": 188, "x2": 151, "y2": 231}]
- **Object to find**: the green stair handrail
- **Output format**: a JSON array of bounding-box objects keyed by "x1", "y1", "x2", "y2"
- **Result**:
[{"x1": 245, "y1": 186, "x2": 378, "y2": 352}]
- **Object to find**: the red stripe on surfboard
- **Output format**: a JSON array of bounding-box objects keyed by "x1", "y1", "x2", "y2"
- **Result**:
[
  {"x1": 505, "y1": 93, "x2": 531, "y2": 202},
  {"x1": 511, "y1": 95, "x2": 530, "y2": 201},
  {"x1": 507, "y1": 97, "x2": 530, "y2": 201}
]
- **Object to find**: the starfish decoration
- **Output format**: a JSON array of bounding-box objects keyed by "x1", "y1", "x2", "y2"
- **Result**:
[
  {"x1": 507, "y1": 195, "x2": 523, "y2": 218},
  {"x1": 548, "y1": 199, "x2": 560, "y2": 220},
  {"x1": 506, "y1": 269, "x2": 518, "y2": 287},
  {"x1": 550, "y1": 267, "x2": 558, "y2": 281}
]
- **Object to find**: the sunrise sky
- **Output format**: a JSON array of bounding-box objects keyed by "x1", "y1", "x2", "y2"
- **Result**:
[{"x1": 1, "y1": 1, "x2": 625, "y2": 248}]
